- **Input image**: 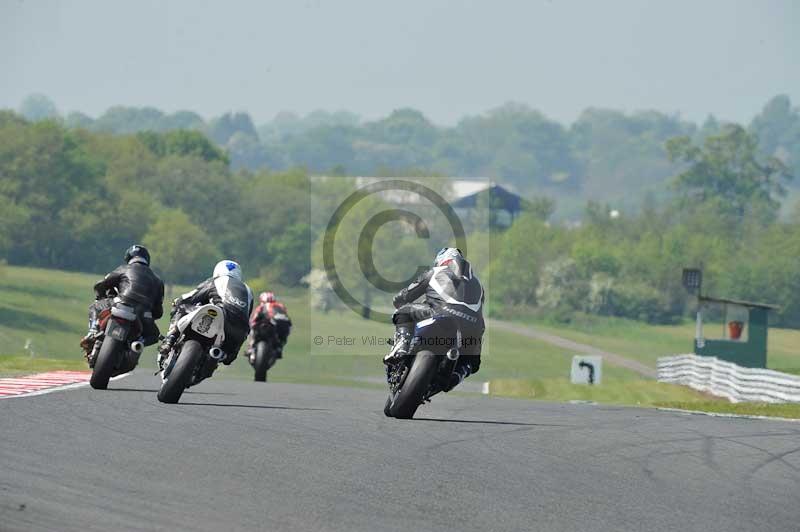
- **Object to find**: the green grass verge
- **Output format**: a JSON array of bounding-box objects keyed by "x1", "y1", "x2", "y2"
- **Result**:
[
  {"x1": 0, "y1": 355, "x2": 87, "y2": 377},
  {"x1": 488, "y1": 377, "x2": 715, "y2": 407},
  {"x1": 0, "y1": 265, "x2": 642, "y2": 384},
  {"x1": 495, "y1": 309, "x2": 800, "y2": 372},
  {"x1": 655, "y1": 401, "x2": 800, "y2": 419},
  {"x1": 2, "y1": 265, "x2": 799, "y2": 419},
  {"x1": 488, "y1": 377, "x2": 800, "y2": 419}
]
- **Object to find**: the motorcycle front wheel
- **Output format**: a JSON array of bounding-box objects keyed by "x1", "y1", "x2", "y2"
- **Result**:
[{"x1": 157, "y1": 340, "x2": 203, "y2": 404}]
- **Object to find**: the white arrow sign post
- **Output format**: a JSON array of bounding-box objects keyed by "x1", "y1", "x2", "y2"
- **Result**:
[{"x1": 571, "y1": 356, "x2": 602, "y2": 385}]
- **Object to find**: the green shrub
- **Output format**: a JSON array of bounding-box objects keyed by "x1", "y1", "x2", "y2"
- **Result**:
[
  {"x1": 605, "y1": 281, "x2": 678, "y2": 324},
  {"x1": 535, "y1": 258, "x2": 589, "y2": 312}
]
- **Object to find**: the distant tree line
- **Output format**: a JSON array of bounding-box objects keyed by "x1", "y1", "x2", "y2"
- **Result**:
[
  {"x1": 0, "y1": 111, "x2": 310, "y2": 287},
  {"x1": 488, "y1": 123, "x2": 797, "y2": 327},
  {"x1": 3, "y1": 98, "x2": 799, "y2": 328},
  {"x1": 16, "y1": 94, "x2": 800, "y2": 218}
]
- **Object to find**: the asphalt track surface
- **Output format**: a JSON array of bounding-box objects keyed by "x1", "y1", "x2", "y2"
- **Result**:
[{"x1": 2, "y1": 374, "x2": 799, "y2": 532}]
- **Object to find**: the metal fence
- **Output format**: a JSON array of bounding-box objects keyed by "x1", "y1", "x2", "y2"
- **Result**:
[{"x1": 657, "y1": 354, "x2": 800, "y2": 403}]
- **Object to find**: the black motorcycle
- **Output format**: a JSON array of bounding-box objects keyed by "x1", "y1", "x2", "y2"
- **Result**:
[
  {"x1": 88, "y1": 291, "x2": 146, "y2": 390},
  {"x1": 384, "y1": 316, "x2": 464, "y2": 419},
  {"x1": 249, "y1": 323, "x2": 281, "y2": 382},
  {"x1": 249, "y1": 314, "x2": 290, "y2": 382}
]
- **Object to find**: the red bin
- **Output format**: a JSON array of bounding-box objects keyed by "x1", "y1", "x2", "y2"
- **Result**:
[{"x1": 728, "y1": 320, "x2": 744, "y2": 340}]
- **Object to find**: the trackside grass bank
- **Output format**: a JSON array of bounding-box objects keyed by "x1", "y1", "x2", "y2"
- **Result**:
[
  {"x1": 655, "y1": 401, "x2": 800, "y2": 419},
  {"x1": 0, "y1": 355, "x2": 87, "y2": 377},
  {"x1": 3, "y1": 265, "x2": 800, "y2": 418},
  {"x1": 487, "y1": 378, "x2": 712, "y2": 406},
  {"x1": 495, "y1": 309, "x2": 800, "y2": 372},
  {"x1": 0, "y1": 265, "x2": 642, "y2": 384},
  {"x1": 487, "y1": 378, "x2": 800, "y2": 419}
]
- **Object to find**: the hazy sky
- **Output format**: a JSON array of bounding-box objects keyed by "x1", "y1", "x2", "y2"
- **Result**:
[{"x1": 2, "y1": 0, "x2": 798, "y2": 126}]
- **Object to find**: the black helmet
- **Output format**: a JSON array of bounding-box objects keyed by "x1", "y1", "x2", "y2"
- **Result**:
[{"x1": 124, "y1": 244, "x2": 150, "y2": 265}]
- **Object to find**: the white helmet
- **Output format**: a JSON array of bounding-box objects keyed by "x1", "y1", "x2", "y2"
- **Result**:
[{"x1": 213, "y1": 260, "x2": 243, "y2": 281}]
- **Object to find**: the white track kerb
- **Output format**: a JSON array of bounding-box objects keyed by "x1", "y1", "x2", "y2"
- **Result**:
[
  {"x1": 0, "y1": 371, "x2": 131, "y2": 399},
  {"x1": 658, "y1": 354, "x2": 800, "y2": 403}
]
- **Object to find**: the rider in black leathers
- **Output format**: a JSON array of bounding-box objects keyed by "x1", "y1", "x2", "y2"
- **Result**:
[
  {"x1": 80, "y1": 245, "x2": 165, "y2": 364},
  {"x1": 386, "y1": 247, "x2": 485, "y2": 392},
  {"x1": 159, "y1": 260, "x2": 253, "y2": 380}
]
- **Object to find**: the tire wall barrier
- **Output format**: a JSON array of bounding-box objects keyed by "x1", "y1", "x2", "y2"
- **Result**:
[{"x1": 657, "y1": 354, "x2": 800, "y2": 403}]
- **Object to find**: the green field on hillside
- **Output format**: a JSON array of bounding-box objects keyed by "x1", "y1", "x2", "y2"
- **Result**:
[
  {"x1": 5, "y1": 264, "x2": 800, "y2": 418},
  {"x1": 0, "y1": 265, "x2": 638, "y2": 382},
  {"x1": 498, "y1": 310, "x2": 800, "y2": 372}
]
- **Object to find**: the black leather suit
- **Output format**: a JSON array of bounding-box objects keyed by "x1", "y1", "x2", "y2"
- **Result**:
[
  {"x1": 91, "y1": 259, "x2": 165, "y2": 345},
  {"x1": 392, "y1": 256, "x2": 485, "y2": 372}
]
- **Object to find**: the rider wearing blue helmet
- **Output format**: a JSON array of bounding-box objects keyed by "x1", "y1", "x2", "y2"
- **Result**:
[{"x1": 159, "y1": 260, "x2": 253, "y2": 378}]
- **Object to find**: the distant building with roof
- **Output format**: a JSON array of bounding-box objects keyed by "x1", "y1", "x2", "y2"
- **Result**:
[
  {"x1": 332, "y1": 176, "x2": 526, "y2": 228},
  {"x1": 451, "y1": 183, "x2": 527, "y2": 227}
]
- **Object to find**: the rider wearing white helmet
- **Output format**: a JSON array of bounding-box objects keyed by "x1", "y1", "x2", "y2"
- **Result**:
[{"x1": 159, "y1": 260, "x2": 253, "y2": 378}]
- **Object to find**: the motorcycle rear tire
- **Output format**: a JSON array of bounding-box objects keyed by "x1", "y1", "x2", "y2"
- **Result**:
[
  {"x1": 158, "y1": 340, "x2": 203, "y2": 404},
  {"x1": 90, "y1": 337, "x2": 123, "y2": 390},
  {"x1": 254, "y1": 341, "x2": 269, "y2": 382},
  {"x1": 389, "y1": 351, "x2": 438, "y2": 419}
]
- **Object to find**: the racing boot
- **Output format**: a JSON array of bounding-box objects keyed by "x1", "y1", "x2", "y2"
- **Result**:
[
  {"x1": 157, "y1": 327, "x2": 179, "y2": 368},
  {"x1": 276, "y1": 340, "x2": 285, "y2": 359},
  {"x1": 443, "y1": 362, "x2": 472, "y2": 392},
  {"x1": 383, "y1": 326, "x2": 412, "y2": 364},
  {"x1": 79, "y1": 334, "x2": 94, "y2": 354},
  {"x1": 80, "y1": 321, "x2": 100, "y2": 359},
  {"x1": 159, "y1": 331, "x2": 177, "y2": 355}
]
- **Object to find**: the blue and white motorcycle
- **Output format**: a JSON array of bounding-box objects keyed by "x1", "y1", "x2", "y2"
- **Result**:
[{"x1": 157, "y1": 302, "x2": 227, "y2": 403}]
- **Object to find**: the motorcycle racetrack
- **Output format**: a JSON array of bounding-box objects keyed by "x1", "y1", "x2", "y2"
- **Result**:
[{"x1": 2, "y1": 374, "x2": 799, "y2": 532}]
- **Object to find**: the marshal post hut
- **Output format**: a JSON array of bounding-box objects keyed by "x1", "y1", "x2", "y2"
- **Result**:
[{"x1": 683, "y1": 268, "x2": 779, "y2": 369}]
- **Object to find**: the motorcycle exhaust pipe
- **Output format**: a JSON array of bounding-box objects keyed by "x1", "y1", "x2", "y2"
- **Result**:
[
  {"x1": 130, "y1": 341, "x2": 144, "y2": 354},
  {"x1": 441, "y1": 347, "x2": 460, "y2": 373},
  {"x1": 209, "y1": 347, "x2": 225, "y2": 361}
]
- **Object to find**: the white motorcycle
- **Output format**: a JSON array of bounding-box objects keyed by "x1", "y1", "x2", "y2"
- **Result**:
[{"x1": 157, "y1": 302, "x2": 227, "y2": 403}]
